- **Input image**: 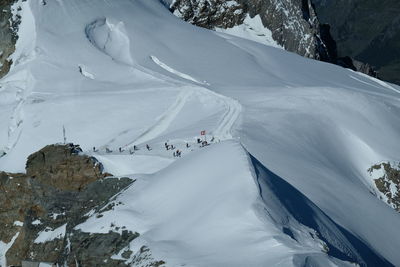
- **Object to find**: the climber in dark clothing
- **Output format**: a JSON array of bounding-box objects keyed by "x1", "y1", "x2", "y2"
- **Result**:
[{"x1": 146, "y1": 144, "x2": 151, "y2": 151}]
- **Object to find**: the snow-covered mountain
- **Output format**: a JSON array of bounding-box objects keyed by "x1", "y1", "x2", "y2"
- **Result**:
[{"x1": 1, "y1": 0, "x2": 400, "y2": 266}]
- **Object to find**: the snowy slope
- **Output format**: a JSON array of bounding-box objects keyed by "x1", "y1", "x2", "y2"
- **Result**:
[{"x1": 1, "y1": 0, "x2": 400, "y2": 266}]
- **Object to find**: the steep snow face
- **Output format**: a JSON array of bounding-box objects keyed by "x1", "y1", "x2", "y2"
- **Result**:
[
  {"x1": 1, "y1": 0, "x2": 400, "y2": 266},
  {"x1": 77, "y1": 142, "x2": 356, "y2": 266}
]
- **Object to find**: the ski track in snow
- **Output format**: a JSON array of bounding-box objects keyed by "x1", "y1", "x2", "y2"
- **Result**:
[
  {"x1": 123, "y1": 88, "x2": 194, "y2": 147},
  {"x1": 100, "y1": 56, "x2": 242, "y2": 153},
  {"x1": 148, "y1": 56, "x2": 242, "y2": 140},
  {"x1": 212, "y1": 94, "x2": 242, "y2": 139}
]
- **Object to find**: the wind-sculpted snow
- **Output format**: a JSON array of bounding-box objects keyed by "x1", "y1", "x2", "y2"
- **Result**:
[
  {"x1": 150, "y1": 55, "x2": 207, "y2": 85},
  {"x1": 85, "y1": 17, "x2": 134, "y2": 65},
  {"x1": 1, "y1": 0, "x2": 400, "y2": 266}
]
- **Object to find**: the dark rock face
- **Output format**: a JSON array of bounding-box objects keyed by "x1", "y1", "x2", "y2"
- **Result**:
[
  {"x1": 313, "y1": 0, "x2": 400, "y2": 84},
  {"x1": 170, "y1": 0, "x2": 336, "y2": 61},
  {"x1": 0, "y1": 144, "x2": 164, "y2": 266},
  {"x1": 0, "y1": 0, "x2": 19, "y2": 79},
  {"x1": 368, "y1": 162, "x2": 400, "y2": 212},
  {"x1": 26, "y1": 143, "x2": 110, "y2": 191}
]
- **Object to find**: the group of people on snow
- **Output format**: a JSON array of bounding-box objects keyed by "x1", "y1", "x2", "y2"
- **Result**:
[
  {"x1": 95, "y1": 135, "x2": 215, "y2": 158},
  {"x1": 173, "y1": 149, "x2": 182, "y2": 157}
]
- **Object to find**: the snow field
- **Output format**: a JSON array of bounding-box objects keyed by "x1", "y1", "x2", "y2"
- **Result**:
[{"x1": 1, "y1": 0, "x2": 400, "y2": 265}]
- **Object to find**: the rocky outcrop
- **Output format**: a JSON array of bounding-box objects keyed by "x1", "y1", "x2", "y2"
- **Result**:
[
  {"x1": 167, "y1": 0, "x2": 377, "y2": 76},
  {"x1": 368, "y1": 162, "x2": 400, "y2": 212},
  {"x1": 26, "y1": 143, "x2": 110, "y2": 191},
  {"x1": 0, "y1": 144, "x2": 165, "y2": 266},
  {"x1": 0, "y1": 0, "x2": 19, "y2": 79}
]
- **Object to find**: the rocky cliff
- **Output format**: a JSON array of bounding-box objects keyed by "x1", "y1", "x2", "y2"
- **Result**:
[
  {"x1": 167, "y1": 0, "x2": 377, "y2": 76},
  {"x1": 0, "y1": 0, "x2": 19, "y2": 79},
  {"x1": 169, "y1": 0, "x2": 336, "y2": 61},
  {"x1": 0, "y1": 144, "x2": 165, "y2": 267}
]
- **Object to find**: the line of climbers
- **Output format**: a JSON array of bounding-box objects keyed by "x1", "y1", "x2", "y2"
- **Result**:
[{"x1": 92, "y1": 136, "x2": 216, "y2": 158}]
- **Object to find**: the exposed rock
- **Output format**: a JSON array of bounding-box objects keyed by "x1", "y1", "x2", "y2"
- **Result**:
[
  {"x1": 26, "y1": 143, "x2": 110, "y2": 191},
  {"x1": 0, "y1": 144, "x2": 164, "y2": 266},
  {"x1": 171, "y1": 0, "x2": 245, "y2": 30},
  {"x1": 0, "y1": 0, "x2": 19, "y2": 79},
  {"x1": 62, "y1": 230, "x2": 139, "y2": 266},
  {"x1": 368, "y1": 162, "x2": 400, "y2": 212}
]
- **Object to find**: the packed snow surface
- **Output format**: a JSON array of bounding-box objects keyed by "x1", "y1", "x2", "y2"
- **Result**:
[
  {"x1": 215, "y1": 14, "x2": 283, "y2": 49},
  {"x1": 34, "y1": 224, "x2": 67, "y2": 244},
  {"x1": 1, "y1": 0, "x2": 400, "y2": 266}
]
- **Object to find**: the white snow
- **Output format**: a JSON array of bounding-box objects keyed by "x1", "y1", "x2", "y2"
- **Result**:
[
  {"x1": 0, "y1": 0, "x2": 400, "y2": 265},
  {"x1": 77, "y1": 141, "x2": 349, "y2": 266},
  {"x1": 34, "y1": 224, "x2": 67, "y2": 244},
  {"x1": 32, "y1": 219, "x2": 41, "y2": 225},
  {"x1": 0, "y1": 232, "x2": 19, "y2": 267},
  {"x1": 93, "y1": 154, "x2": 173, "y2": 176},
  {"x1": 78, "y1": 64, "x2": 95, "y2": 79},
  {"x1": 216, "y1": 14, "x2": 283, "y2": 49},
  {"x1": 13, "y1": 221, "x2": 23, "y2": 227},
  {"x1": 150, "y1": 55, "x2": 206, "y2": 85}
]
